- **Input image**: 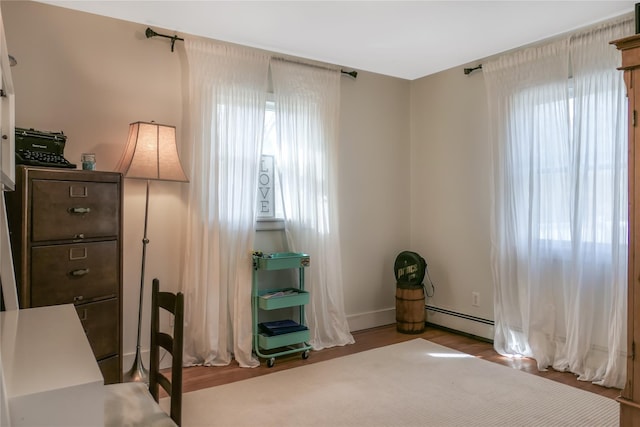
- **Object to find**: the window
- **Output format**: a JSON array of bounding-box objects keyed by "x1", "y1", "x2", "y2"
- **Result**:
[
  {"x1": 527, "y1": 81, "x2": 627, "y2": 246},
  {"x1": 256, "y1": 100, "x2": 285, "y2": 227}
]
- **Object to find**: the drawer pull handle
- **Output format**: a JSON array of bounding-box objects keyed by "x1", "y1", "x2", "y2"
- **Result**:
[
  {"x1": 74, "y1": 233, "x2": 85, "y2": 239},
  {"x1": 69, "y1": 207, "x2": 91, "y2": 214},
  {"x1": 73, "y1": 295, "x2": 84, "y2": 302},
  {"x1": 70, "y1": 268, "x2": 90, "y2": 277},
  {"x1": 79, "y1": 309, "x2": 88, "y2": 321}
]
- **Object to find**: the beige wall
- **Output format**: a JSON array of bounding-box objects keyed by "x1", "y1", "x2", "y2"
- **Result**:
[
  {"x1": 410, "y1": 66, "x2": 494, "y2": 338},
  {"x1": 2, "y1": 0, "x2": 413, "y2": 368},
  {"x1": 339, "y1": 71, "x2": 411, "y2": 330}
]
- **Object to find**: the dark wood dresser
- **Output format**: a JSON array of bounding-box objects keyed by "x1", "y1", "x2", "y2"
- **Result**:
[{"x1": 4, "y1": 165, "x2": 123, "y2": 384}]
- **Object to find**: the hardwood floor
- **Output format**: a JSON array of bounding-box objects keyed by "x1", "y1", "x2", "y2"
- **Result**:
[{"x1": 180, "y1": 323, "x2": 622, "y2": 400}]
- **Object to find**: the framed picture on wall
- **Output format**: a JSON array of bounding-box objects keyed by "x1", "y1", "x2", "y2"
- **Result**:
[{"x1": 257, "y1": 155, "x2": 275, "y2": 219}]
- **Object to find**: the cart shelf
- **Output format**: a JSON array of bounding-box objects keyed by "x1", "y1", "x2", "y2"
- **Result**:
[
  {"x1": 258, "y1": 288, "x2": 310, "y2": 310},
  {"x1": 254, "y1": 252, "x2": 311, "y2": 270},
  {"x1": 258, "y1": 330, "x2": 310, "y2": 350}
]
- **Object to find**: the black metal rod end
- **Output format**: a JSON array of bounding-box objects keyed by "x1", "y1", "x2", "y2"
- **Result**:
[
  {"x1": 145, "y1": 27, "x2": 157, "y2": 39},
  {"x1": 464, "y1": 64, "x2": 483, "y2": 75},
  {"x1": 145, "y1": 26, "x2": 184, "y2": 52}
]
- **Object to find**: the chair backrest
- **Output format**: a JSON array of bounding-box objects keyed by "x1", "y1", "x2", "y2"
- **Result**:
[{"x1": 148, "y1": 278, "x2": 184, "y2": 426}]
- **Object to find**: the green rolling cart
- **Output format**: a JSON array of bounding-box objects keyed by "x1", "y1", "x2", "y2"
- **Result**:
[{"x1": 252, "y1": 252, "x2": 312, "y2": 367}]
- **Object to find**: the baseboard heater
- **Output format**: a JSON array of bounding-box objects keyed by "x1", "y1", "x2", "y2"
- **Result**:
[{"x1": 426, "y1": 305, "x2": 494, "y2": 326}]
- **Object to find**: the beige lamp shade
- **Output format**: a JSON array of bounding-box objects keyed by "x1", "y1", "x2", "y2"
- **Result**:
[{"x1": 115, "y1": 121, "x2": 188, "y2": 182}]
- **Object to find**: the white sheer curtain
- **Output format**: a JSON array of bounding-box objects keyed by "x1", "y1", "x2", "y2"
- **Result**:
[
  {"x1": 270, "y1": 60, "x2": 354, "y2": 350},
  {"x1": 181, "y1": 40, "x2": 269, "y2": 368},
  {"x1": 565, "y1": 21, "x2": 630, "y2": 387},
  {"x1": 485, "y1": 17, "x2": 632, "y2": 388}
]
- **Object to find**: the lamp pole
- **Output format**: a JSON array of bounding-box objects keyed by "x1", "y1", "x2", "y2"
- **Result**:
[{"x1": 124, "y1": 179, "x2": 151, "y2": 383}]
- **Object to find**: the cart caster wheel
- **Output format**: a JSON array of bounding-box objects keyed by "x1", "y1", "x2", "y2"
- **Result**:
[
  {"x1": 302, "y1": 350, "x2": 310, "y2": 360},
  {"x1": 267, "y1": 358, "x2": 275, "y2": 368}
]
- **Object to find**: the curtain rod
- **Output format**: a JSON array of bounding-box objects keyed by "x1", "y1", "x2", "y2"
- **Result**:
[
  {"x1": 145, "y1": 26, "x2": 358, "y2": 79},
  {"x1": 272, "y1": 57, "x2": 357, "y2": 79}
]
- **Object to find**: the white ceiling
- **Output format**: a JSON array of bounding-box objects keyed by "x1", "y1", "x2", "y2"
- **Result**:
[{"x1": 38, "y1": 1, "x2": 636, "y2": 80}]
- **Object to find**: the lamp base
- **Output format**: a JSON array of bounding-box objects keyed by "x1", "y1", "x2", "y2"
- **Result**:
[{"x1": 123, "y1": 349, "x2": 148, "y2": 384}]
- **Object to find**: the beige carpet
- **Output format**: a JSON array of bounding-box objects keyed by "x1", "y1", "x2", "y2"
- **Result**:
[{"x1": 166, "y1": 338, "x2": 618, "y2": 427}]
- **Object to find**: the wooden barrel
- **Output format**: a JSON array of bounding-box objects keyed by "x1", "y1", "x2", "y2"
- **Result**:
[{"x1": 395, "y1": 285, "x2": 425, "y2": 334}]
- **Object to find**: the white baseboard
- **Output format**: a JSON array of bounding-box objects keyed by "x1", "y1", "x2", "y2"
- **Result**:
[
  {"x1": 426, "y1": 307, "x2": 494, "y2": 341},
  {"x1": 346, "y1": 305, "x2": 494, "y2": 342},
  {"x1": 347, "y1": 308, "x2": 396, "y2": 332}
]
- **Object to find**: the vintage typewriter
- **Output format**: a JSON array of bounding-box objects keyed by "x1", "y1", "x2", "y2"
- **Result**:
[{"x1": 15, "y1": 127, "x2": 76, "y2": 168}]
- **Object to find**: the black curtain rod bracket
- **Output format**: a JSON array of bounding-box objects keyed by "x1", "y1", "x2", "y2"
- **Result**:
[
  {"x1": 341, "y1": 70, "x2": 358, "y2": 79},
  {"x1": 145, "y1": 27, "x2": 184, "y2": 52},
  {"x1": 463, "y1": 64, "x2": 483, "y2": 75}
]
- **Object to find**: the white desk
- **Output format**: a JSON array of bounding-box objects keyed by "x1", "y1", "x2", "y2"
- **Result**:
[{"x1": 0, "y1": 304, "x2": 104, "y2": 426}]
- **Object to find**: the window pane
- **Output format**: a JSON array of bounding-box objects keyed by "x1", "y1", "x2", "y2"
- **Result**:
[{"x1": 257, "y1": 101, "x2": 284, "y2": 219}]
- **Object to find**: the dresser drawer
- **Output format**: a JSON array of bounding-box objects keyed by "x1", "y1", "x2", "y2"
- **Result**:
[
  {"x1": 98, "y1": 355, "x2": 121, "y2": 385},
  {"x1": 30, "y1": 241, "x2": 119, "y2": 306},
  {"x1": 76, "y1": 298, "x2": 120, "y2": 360},
  {"x1": 31, "y1": 179, "x2": 119, "y2": 242}
]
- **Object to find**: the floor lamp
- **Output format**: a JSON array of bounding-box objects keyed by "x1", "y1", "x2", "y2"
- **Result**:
[{"x1": 115, "y1": 121, "x2": 188, "y2": 383}]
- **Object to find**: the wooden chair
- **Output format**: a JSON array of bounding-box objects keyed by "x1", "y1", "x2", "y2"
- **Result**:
[{"x1": 104, "y1": 278, "x2": 184, "y2": 426}]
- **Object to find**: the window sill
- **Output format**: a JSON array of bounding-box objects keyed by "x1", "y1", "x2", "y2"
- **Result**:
[{"x1": 256, "y1": 218, "x2": 285, "y2": 231}]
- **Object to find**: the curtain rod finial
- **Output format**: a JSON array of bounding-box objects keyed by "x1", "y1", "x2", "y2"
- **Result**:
[
  {"x1": 145, "y1": 27, "x2": 157, "y2": 39},
  {"x1": 144, "y1": 26, "x2": 184, "y2": 52}
]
